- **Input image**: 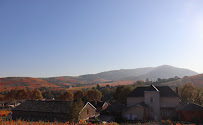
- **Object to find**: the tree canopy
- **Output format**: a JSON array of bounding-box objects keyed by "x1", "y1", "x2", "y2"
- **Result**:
[
  {"x1": 74, "y1": 90, "x2": 85, "y2": 99},
  {"x1": 59, "y1": 91, "x2": 74, "y2": 101},
  {"x1": 114, "y1": 85, "x2": 134, "y2": 104},
  {"x1": 86, "y1": 89, "x2": 102, "y2": 103},
  {"x1": 69, "y1": 99, "x2": 84, "y2": 122},
  {"x1": 31, "y1": 89, "x2": 43, "y2": 100}
]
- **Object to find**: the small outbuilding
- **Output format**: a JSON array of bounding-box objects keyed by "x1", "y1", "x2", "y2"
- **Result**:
[{"x1": 176, "y1": 102, "x2": 203, "y2": 123}]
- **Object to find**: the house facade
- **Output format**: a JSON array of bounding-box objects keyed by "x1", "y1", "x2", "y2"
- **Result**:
[
  {"x1": 123, "y1": 85, "x2": 179, "y2": 121},
  {"x1": 12, "y1": 100, "x2": 96, "y2": 122},
  {"x1": 79, "y1": 102, "x2": 97, "y2": 120}
]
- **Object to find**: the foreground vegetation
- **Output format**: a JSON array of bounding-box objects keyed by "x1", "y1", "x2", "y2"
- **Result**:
[
  {"x1": 0, "y1": 119, "x2": 197, "y2": 125},
  {"x1": 0, "y1": 118, "x2": 119, "y2": 125},
  {"x1": 0, "y1": 110, "x2": 11, "y2": 117}
]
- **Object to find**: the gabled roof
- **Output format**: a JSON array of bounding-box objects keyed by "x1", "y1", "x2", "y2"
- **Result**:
[
  {"x1": 128, "y1": 85, "x2": 179, "y2": 97},
  {"x1": 79, "y1": 102, "x2": 96, "y2": 114},
  {"x1": 145, "y1": 85, "x2": 159, "y2": 91},
  {"x1": 90, "y1": 101, "x2": 106, "y2": 108},
  {"x1": 12, "y1": 100, "x2": 71, "y2": 113},
  {"x1": 128, "y1": 87, "x2": 146, "y2": 97},
  {"x1": 158, "y1": 86, "x2": 179, "y2": 97},
  {"x1": 176, "y1": 102, "x2": 203, "y2": 111}
]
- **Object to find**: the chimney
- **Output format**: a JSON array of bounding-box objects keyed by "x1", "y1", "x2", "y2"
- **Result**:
[{"x1": 176, "y1": 87, "x2": 178, "y2": 95}]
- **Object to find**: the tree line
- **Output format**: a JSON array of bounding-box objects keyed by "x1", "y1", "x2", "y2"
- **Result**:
[{"x1": 0, "y1": 82, "x2": 202, "y2": 106}]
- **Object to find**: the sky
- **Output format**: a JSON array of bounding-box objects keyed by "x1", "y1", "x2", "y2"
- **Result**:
[{"x1": 0, "y1": 0, "x2": 203, "y2": 77}]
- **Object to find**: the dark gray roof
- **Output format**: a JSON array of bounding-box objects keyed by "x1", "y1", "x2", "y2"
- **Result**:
[
  {"x1": 98, "y1": 115, "x2": 115, "y2": 122},
  {"x1": 12, "y1": 100, "x2": 71, "y2": 113},
  {"x1": 128, "y1": 87, "x2": 146, "y2": 97},
  {"x1": 145, "y1": 85, "x2": 159, "y2": 91},
  {"x1": 176, "y1": 102, "x2": 203, "y2": 111},
  {"x1": 158, "y1": 86, "x2": 179, "y2": 97},
  {"x1": 128, "y1": 85, "x2": 179, "y2": 97},
  {"x1": 105, "y1": 104, "x2": 125, "y2": 113}
]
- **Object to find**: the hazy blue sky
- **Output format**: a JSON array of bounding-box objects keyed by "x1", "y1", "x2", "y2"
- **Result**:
[{"x1": 0, "y1": 0, "x2": 203, "y2": 77}]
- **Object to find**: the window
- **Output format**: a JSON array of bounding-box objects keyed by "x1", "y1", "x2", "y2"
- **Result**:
[
  {"x1": 130, "y1": 114, "x2": 132, "y2": 120},
  {"x1": 87, "y1": 109, "x2": 89, "y2": 114},
  {"x1": 150, "y1": 97, "x2": 153, "y2": 103}
]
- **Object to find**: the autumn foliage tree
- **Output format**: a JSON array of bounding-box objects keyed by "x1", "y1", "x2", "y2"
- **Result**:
[
  {"x1": 4, "y1": 89, "x2": 18, "y2": 102},
  {"x1": 3, "y1": 89, "x2": 44, "y2": 101},
  {"x1": 0, "y1": 94, "x2": 4, "y2": 101},
  {"x1": 179, "y1": 83, "x2": 203, "y2": 105},
  {"x1": 16, "y1": 89, "x2": 27, "y2": 100},
  {"x1": 74, "y1": 90, "x2": 85, "y2": 99},
  {"x1": 31, "y1": 89, "x2": 43, "y2": 100},
  {"x1": 193, "y1": 87, "x2": 203, "y2": 105},
  {"x1": 180, "y1": 83, "x2": 196, "y2": 101},
  {"x1": 86, "y1": 89, "x2": 102, "y2": 103},
  {"x1": 43, "y1": 90, "x2": 54, "y2": 99},
  {"x1": 114, "y1": 85, "x2": 134, "y2": 104},
  {"x1": 59, "y1": 91, "x2": 74, "y2": 101},
  {"x1": 69, "y1": 99, "x2": 84, "y2": 122},
  {"x1": 26, "y1": 90, "x2": 33, "y2": 100}
]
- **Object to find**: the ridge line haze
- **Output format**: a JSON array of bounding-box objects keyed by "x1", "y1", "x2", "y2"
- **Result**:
[{"x1": 0, "y1": 65, "x2": 199, "y2": 79}]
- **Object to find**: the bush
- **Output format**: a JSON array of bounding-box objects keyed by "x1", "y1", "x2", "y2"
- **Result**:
[{"x1": 161, "y1": 119, "x2": 172, "y2": 124}]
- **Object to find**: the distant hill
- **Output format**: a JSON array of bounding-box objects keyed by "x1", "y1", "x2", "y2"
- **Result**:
[
  {"x1": 42, "y1": 76, "x2": 109, "y2": 87},
  {"x1": 122, "y1": 65, "x2": 198, "y2": 81},
  {"x1": 80, "y1": 65, "x2": 198, "y2": 81},
  {"x1": 0, "y1": 77, "x2": 59, "y2": 91},
  {"x1": 160, "y1": 74, "x2": 203, "y2": 86},
  {"x1": 0, "y1": 65, "x2": 199, "y2": 90},
  {"x1": 80, "y1": 67, "x2": 154, "y2": 81}
]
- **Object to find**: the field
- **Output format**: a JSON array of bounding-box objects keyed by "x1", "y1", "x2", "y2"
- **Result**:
[
  {"x1": 0, "y1": 77, "x2": 59, "y2": 91},
  {"x1": 68, "y1": 80, "x2": 135, "y2": 90}
]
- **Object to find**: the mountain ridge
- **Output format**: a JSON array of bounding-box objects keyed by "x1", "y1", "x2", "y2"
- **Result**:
[
  {"x1": 80, "y1": 65, "x2": 198, "y2": 81},
  {"x1": 0, "y1": 65, "x2": 199, "y2": 90}
]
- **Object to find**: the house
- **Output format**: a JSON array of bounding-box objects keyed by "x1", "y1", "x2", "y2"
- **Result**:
[
  {"x1": 89, "y1": 101, "x2": 113, "y2": 123},
  {"x1": 90, "y1": 101, "x2": 109, "y2": 113},
  {"x1": 176, "y1": 102, "x2": 203, "y2": 123},
  {"x1": 12, "y1": 100, "x2": 97, "y2": 122},
  {"x1": 123, "y1": 85, "x2": 179, "y2": 121},
  {"x1": 79, "y1": 102, "x2": 97, "y2": 120}
]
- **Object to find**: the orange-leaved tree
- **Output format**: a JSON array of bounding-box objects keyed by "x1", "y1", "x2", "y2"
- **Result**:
[
  {"x1": 4, "y1": 89, "x2": 18, "y2": 102},
  {"x1": 16, "y1": 89, "x2": 27, "y2": 100},
  {"x1": 59, "y1": 91, "x2": 74, "y2": 101},
  {"x1": 180, "y1": 83, "x2": 195, "y2": 101},
  {"x1": 85, "y1": 89, "x2": 102, "y2": 103},
  {"x1": 31, "y1": 89, "x2": 43, "y2": 100},
  {"x1": 74, "y1": 90, "x2": 85, "y2": 99}
]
